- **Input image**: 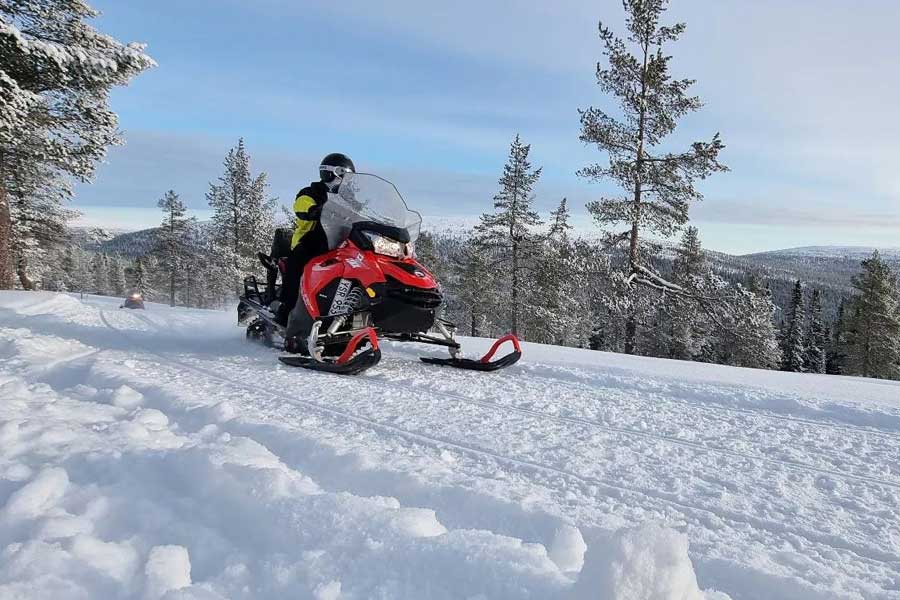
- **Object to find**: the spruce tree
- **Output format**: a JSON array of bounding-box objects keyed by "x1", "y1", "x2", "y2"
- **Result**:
[
  {"x1": 474, "y1": 134, "x2": 543, "y2": 336},
  {"x1": 154, "y1": 190, "x2": 193, "y2": 306},
  {"x1": 7, "y1": 168, "x2": 76, "y2": 289},
  {"x1": 453, "y1": 242, "x2": 497, "y2": 337},
  {"x1": 827, "y1": 299, "x2": 848, "y2": 375},
  {"x1": 780, "y1": 280, "x2": 806, "y2": 372},
  {"x1": 195, "y1": 237, "x2": 240, "y2": 310},
  {"x1": 844, "y1": 251, "x2": 900, "y2": 380},
  {"x1": 0, "y1": 0, "x2": 154, "y2": 287},
  {"x1": 526, "y1": 199, "x2": 575, "y2": 344},
  {"x1": 206, "y1": 139, "x2": 277, "y2": 290},
  {"x1": 90, "y1": 253, "x2": 107, "y2": 295},
  {"x1": 578, "y1": 0, "x2": 727, "y2": 353},
  {"x1": 133, "y1": 256, "x2": 152, "y2": 297},
  {"x1": 107, "y1": 256, "x2": 126, "y2": 297},
  {"x1": 73, "y1": 249, "x2": 91, "y2": 293},
  {"x1": 725, "y1": 282, "x2": 782, "y2": 369},
  {"x1": 803, "y1": 288, "x2": 827, "y2": 374},
  {"x1": 43, "y1": 248, "x2": 68, "y2": 291},
  {"x1": 61, "y1": 246, "x2": 78, "y2": 292},
  {"x1": 669, "y1": 227, "x2": 706, "y2": 360}
]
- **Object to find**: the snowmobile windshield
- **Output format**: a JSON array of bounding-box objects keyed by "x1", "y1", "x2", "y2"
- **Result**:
[{"x1": 321, "y1": 173, "x2": 422, "y2": 248}]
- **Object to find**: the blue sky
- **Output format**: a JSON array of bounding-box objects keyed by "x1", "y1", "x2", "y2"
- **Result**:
[{"x1": 74, "y1": 0, "x2": 900, "y2": 254}]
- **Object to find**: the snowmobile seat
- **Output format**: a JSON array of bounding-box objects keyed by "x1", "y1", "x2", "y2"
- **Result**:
[{"x1": 271, "y1": 227, "x2": 293, "y2": 260}]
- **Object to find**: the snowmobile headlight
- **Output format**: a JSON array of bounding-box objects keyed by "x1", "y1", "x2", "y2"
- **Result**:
[
  {"x1": 363, "y1": 232, "x2": 406, "y2": 258},
  {"x1": 130, "y1": 294, "x2": 141, "y2": 299}
]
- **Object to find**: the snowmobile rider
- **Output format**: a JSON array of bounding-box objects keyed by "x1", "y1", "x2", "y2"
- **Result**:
[{"x1": 277, "y1": 152, "x2": 356, "y2": 324}]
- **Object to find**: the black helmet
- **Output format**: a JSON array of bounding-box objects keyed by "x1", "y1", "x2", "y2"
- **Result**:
[{"x1": 319, "y1": 153, "x2": 355, "y2": 188}]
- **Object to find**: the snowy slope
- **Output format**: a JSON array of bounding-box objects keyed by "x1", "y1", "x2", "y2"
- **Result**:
[
  {"x1": 1, "y1": 293, "x2": 899, "y2": 599},
  {"x1": 743, "y1": 246, "x2": 900, "y2": 260}
]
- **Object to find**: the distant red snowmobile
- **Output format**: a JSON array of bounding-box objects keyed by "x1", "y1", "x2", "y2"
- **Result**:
[
  {"x1": 237, "y1": 172, "x2": 521, "y2": 375},
  {"x1": 120, "y1": 291, "x2": 145, "y2": 310}
]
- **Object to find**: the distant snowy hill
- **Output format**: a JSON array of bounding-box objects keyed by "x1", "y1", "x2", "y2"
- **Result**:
[
  {"x1": 83, "y1": 226, "x2": 161, "y2": 257},
  {"x1": 712, "y1": 245, "x2": 900, "y2": 317},
  {"x1": 744, "y1": 245, "x2": 900, "y2": 260},
  {"x1": 73, "y1": 222, "x2": 218, "y2": 258}
]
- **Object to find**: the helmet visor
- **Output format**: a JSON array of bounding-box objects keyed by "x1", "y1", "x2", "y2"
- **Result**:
[{"x1": 320, "y1": 164, "x2": 354, "y2": 185}]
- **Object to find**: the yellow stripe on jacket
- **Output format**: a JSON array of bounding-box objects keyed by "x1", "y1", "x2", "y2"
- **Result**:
[{"x1": 291, "y1": 194, "x2": 317, "y2": 250}]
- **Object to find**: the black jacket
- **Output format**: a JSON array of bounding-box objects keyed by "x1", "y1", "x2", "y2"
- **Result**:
[{"x1": 290, "y1": 181, "x2": 330, "y2": 259}]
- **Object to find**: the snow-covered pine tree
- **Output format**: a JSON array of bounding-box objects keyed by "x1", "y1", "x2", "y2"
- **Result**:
[
  {"x1": 180, "y1": 221, "x2": 240, "y2": 311},
  {"x1": 7, "y1": 166, "x2": 77, "y2": 288},
  {"x1": 567, "y1": 240, "x2": 610, "y2": 349},
  {"x1": 73, "y1": 249, "x2": 90, "y2": 292},
  {"x1": 668, "y1": 226, "x2": 707, "y2": 360},
  {"x1": 780, "y1": 280, "x2": 806, "y2": 372},
  {"x1": 578, "y1": 0, "x2": 727, "y2": 353},
  {"x1": 0, "y1": 0, "x2": 155, "y2": 288},
  {"x1": 723, "y1": 281, "x2": 782, "y2": 369},
  {"x1": 844, "y1": 251, "x2": 900, "y2": 380},
  {"x1": 524, "y1": 199, "x2": 575, "y2": 345},
  {"x1": 90, "y1": 253, "x2": 107, "y2": 295},
  {"x1": 154, "y1": 190, "x2": 193, "y2": 306},
  {"x1": 43, "y1": 248, "x2": 68, "y2": 291},
  {"x1": 206, "y1": 139, "x2": 277, "y2": 293},
  {"x1": 452, "y1": 240, "x2": 497, "y2": 337},
  {"x1": 826, "y1": 299, "x2": 848, "y2": 374},
  {"x1": 107, "y1": 256, "x2": 126, "y2": 297},
  {"x1": 132, "y1": 256, "x2": 153, "y2": 298},
  {"x1": 474, "y1": 134, "x2": 543, "y2": 337},
  {"x1": 414, "y1": 231, "x2": 440, "y2": 277},
  {"x1": 803, "y1": 288, "x2": 827, "y2": 374},
  {"x1": 63, "y1": 247, "x2": 85, "y2": 293},
  {"x1": 245, "y1": 168, "x2": 276, "y2": 265}
]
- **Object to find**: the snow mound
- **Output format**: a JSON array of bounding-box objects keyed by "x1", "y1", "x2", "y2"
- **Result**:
[
  {"x1": 111, "y1": 385, "x2": 144, "y2": 409},
  {"x1": 573, "y1": 524, "x2": 731, "y2": 600},
  {"x1": 549, "y1": 524, "x2": 587, "y2": 573},
  {"x1": 70, "y1": 535, "x2": 140, "y2": 584},
  {"x1": 2, "y1": 468, "x2": 70, "y2": 521},
  {"x1": 144, "y1": 545, "x2": 192, "y2": 599}
]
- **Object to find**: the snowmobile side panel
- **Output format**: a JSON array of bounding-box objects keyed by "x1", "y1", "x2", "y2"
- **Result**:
[
  {"x1": 302, "y1": 244, "x2": 386, "y2": 319},
  {"x1": 377, "y1": 257, "x2": 439, "y2": 289}
]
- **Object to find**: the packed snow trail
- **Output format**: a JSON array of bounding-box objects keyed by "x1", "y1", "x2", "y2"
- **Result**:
[{"x1": 1, "y1": 293, "x2": 899, "y2": 599}]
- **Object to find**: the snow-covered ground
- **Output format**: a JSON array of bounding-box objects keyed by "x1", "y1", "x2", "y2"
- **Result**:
[{"x1": 1, "y1": 292, "x2": 898, "y2": 599}]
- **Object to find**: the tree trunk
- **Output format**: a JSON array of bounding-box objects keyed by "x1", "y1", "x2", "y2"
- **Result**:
[
  {"x1": 624, "y1": 39, "x2": 651, "y2": 355},
  {"x1": 16, "y1": 255, "x2": 34, "y2": 290},
  {"x1": 511, "y1": 242, "x2": 519, "y2": 336},
  {"x1": 0, "y1": 184, "x2": 13, "y2": 289},
  {"x1": 509, "y1": 143, "x2": 521, "y2": 337},
  {"x1": 169, "y1": 209, "x2": 176, "y2": 306},
  {"x1": 863, "y1": 319, "x2": 871, "y2": 378}
]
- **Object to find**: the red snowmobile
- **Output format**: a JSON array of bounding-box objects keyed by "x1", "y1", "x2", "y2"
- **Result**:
[{"x1": 237, "y1": 172, "x2": 521, "y2": 375}]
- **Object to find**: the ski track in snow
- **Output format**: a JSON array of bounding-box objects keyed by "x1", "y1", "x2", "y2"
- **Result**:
[{"x1": 2, "y1": 292, "x2": 899, "y2": 599}]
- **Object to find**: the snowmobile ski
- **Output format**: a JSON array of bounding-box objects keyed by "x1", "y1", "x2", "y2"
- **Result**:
[
  {"x1": 421, "y1": 334, "x2": 522, "y2": 372},
  {"x1": 279, "y1": 328, "x2": 381, "y2": 375}
]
